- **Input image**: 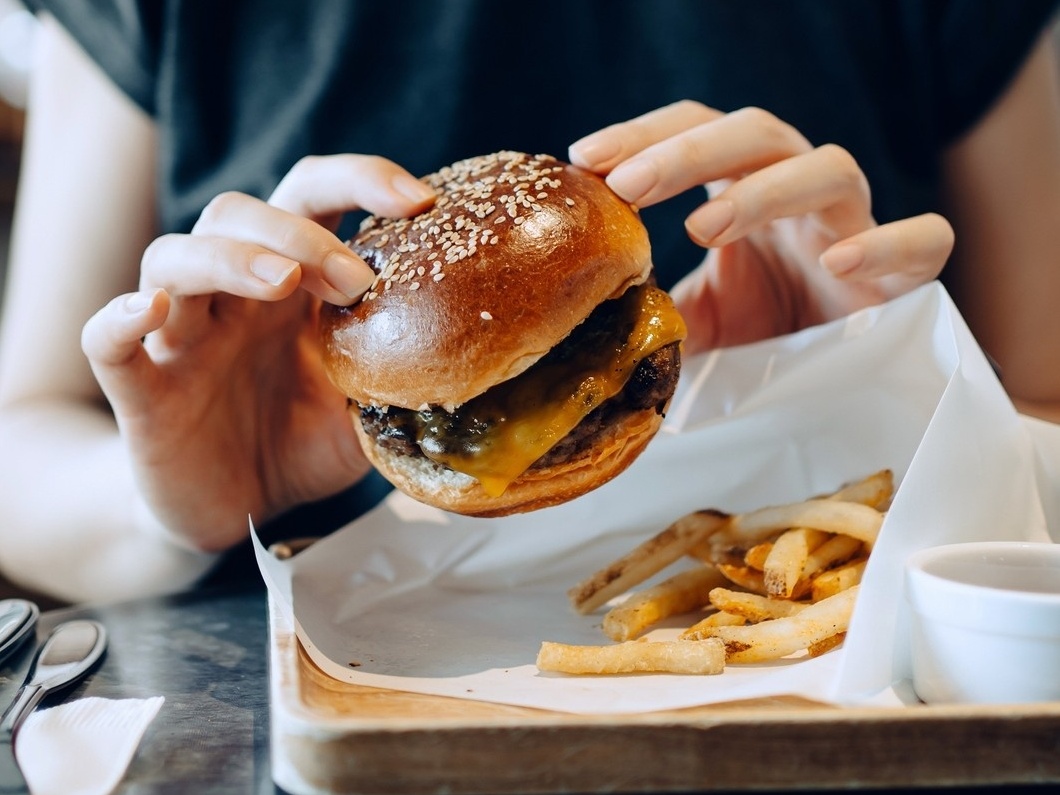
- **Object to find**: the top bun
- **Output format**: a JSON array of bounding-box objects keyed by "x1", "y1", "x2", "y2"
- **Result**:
[{"x1": 320, "y1": 151, "x2": 652, "y2": 411}]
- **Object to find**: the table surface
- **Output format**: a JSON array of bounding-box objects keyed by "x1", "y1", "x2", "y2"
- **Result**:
[
  {"x1": 0, "y1": 582, "x2": 274, "y2": 795},
  {"x1": 1, "y1": 581, "x2": 1057, "y2": 795}
]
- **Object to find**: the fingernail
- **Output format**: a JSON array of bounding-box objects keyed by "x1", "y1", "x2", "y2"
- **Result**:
[
  {"x1": 250, "y1": 254, "x2": 300, "y2": 286},
  {"x1": 569, "y1": 131, "x2": 621, "y2": 167},
  {"x1": 606, "y1": 159, "x2": 658, "y2": 203},
  {"x1": 820, "y1": 243, "x2": 865, "y2": 276},
  {"x1": 124, "y1": 290, "x2": 157, "y2": 315},
  {"x1": 392, "y1": 174, "x2": 436, "y2": 205},
  {"x1": 324, "y1": 251, "x2": 375, "y2": 299},
  {"x1": 686, "y1": 200, "x2": 736, "y2": 245}
]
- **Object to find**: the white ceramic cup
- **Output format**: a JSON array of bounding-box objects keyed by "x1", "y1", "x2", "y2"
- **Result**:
[{"x1": 904, "y1": 541, "x2": 1060, "y2": 705}]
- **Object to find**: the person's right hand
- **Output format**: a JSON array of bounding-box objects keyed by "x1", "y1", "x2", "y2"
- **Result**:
[
  {"x1": 80, "y1": 155, "x2": 436, "y2": 552},
  {"x1": 569, "y1": 101, "x2": 954, "y2": 354}
]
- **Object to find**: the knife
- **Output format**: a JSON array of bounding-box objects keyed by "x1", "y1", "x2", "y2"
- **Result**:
[
  {"x1": 0, "y1": 620, "x2": 107, "y2": 794},
  {"x1": 0, "y1": 601, "x2": 38, "y2": 669}
]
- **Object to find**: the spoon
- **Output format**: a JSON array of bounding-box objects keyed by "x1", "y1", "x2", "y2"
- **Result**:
[
  {"x1": 0, "y1": 620, "x2": 107, "y2": 794},
  {"x1": 0, "y1": 601, "x2": 38, "y2": 668}
]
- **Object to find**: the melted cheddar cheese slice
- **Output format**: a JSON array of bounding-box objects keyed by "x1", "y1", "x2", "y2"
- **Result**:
[{"x1": 415, "y1": 284, "x2": 686, "y2": 496}]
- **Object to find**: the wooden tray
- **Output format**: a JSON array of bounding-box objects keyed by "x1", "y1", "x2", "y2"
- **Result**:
[{"x1": 267, "y1": 597, "x2": 1060, "y2": 795}]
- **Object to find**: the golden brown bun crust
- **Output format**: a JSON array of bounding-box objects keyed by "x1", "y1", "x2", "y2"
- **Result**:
[
  {"x1": 320, "y1": 151, "x2": 652, "y2": 410},
  {"x1": 353, "y1": 405, "x2": 664, "y2": 517}
]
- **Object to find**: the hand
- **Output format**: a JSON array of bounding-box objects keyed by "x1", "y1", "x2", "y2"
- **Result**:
[
  {"x1": 80, "y1": 155, "x2": 436, "y2": 551},
  {"x1": 569, "y1": 100, "x2": 955, "y2": 353}
]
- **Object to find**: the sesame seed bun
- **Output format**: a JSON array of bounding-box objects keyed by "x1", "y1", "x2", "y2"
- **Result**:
[
  {"x1": 320, "y1": 151, "x2": 681, "y2": 517},
  {"x1": 320, "y1": 151, "x2": 652, "y2": 411}
]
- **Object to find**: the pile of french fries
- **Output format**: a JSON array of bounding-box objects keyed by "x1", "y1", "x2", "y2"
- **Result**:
[{"x1": 537, "y1": 470, "x2": 894, "y2": 675}]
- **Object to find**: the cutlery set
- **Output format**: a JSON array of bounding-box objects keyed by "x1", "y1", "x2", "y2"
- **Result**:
[{"x1": 0, "y1": 599, "x2": 107, "y2": 794}]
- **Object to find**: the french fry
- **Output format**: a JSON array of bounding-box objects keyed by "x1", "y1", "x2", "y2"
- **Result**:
[
  {"x1": 743, "y1": 542, "x2": 772, "y2": 570},
  {"x1": 799, "y1": 533, "x2": 863, "y2": 581},
  {"x1": 827, "y1": 469, "x2": 894, "y2": 510},
  {"x1": 807, "y1": 632, "x2": 846, "y2": 658},
  {"x1": 682, "y1": 586, "x2": 859, "y2": 663},
  {"x1": 689, "y1": 470, "x2": 892, "y2": 565},
  {"x1": 683, "y1": 610, "x2": 748, "y2": 633},
  {"x1": 762, "y1": 527, "x2": 829, "y2": 598},
  {"x1": 720, "y1": 499, "x2": 883, "y2": 551},
  {"x1": 705, "y1": 587, "x2": 808, "y2": 624},
  {"x1": 602, "y1": 564, "x2": 729, "y2": 642},
  {"x1": 811, "y1": 558, "x2": 867, "y2": 601},
  {"x1": 568, "y1": 509, "x2": 728, "y2": 615},
  {"x1": 716, "y1": 563, "x2": 767, "y2": 595},
  {"x1": 536, "y1": 638, "x2": 725, "y2": 675}
]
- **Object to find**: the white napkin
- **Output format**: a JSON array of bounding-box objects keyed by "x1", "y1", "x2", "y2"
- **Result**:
[{"x1": 15, "y1": 696, "x2": 164, "y2": 795}]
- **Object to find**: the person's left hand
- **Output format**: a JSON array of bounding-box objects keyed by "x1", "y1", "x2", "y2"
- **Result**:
[{"x1": 569, "y1": 100, "x2": 955, "y2": 353}]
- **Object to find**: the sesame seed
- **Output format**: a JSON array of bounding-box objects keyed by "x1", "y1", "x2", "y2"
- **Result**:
[
  {"x1": 348, "y1": 151, "x2": 567, "y2": 302},
  {"x1": 480, "y1": 311, "x2": 493, "y2": 320}
]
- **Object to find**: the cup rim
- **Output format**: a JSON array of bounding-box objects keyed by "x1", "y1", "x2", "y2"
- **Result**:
[
  {"x1": 906, "y1": 540, "x2": 1060, "y2": 582},
  {"x1": 904, "y1": 541, "x2": 1060, "y2": 633}
]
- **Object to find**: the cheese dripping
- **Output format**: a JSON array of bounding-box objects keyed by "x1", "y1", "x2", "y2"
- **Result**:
[{"x1": 414, "y1": 283, "x2": 686, "y2": 496}]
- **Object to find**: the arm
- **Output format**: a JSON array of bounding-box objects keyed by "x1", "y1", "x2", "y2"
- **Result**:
[
  {"x1": 0, "y1": 17, "x2": 436, "y2": 604},
  {"x1": 941, "y1": 31, "x2": 1060, "y2": 422},
  {"x1": 0, "y1": 14, "x2": 217, "y2": 602}
]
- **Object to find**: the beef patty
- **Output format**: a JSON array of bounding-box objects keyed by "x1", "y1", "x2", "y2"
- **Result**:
[{"x1": 358, "y1": 340, "x2": 681, "y2": 471}]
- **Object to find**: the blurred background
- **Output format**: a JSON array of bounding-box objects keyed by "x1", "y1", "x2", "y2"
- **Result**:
[
  {"x1": 0, "y1": 0, "x2": 34, "y2": 310},
  {"x1": 0, "y1": 0, "x2": 43, "y2": 604}
]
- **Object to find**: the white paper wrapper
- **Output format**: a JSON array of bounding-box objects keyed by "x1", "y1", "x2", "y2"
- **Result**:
[{"x1": 254, "y1": 283, "x2": 1058, "y2": 714}]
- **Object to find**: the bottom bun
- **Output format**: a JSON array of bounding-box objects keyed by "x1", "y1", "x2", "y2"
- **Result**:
[{"x1": 352, "y1": 407, "x2": 665, "y2": 517}]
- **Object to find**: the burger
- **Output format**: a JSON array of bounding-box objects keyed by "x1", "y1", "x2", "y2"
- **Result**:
[{"x1": 319, "y1": 151, "x2": 686, "y2": 517}]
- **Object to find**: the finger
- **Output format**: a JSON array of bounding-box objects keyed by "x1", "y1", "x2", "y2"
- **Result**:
[
  {"x1": 686, "y1": 144, "x2": 874, "y2": 247},
  {"x1": 81, "y1": 289, "x2": 169, "y2": 414},
  {"x1": 139, "y1": 234, "x2": 307, "y2": 343},
  {"x1": 192, "y1": 191, "x2": 373, "y2": 304},
  {"x1": 568, "y1": 99, "x2": 723, "y2": 173},
  {"x1": 819, "y1": 213, "x2": 955, "y2": 290},
  {"x1": 269, "y1": 153, "x2": 436, "y2": 223},
  {"x1": 601, "y1": 106, "x2": 812, "y2": 207},
  {"x1": 141, "y1": 233, "x2": 302, "y2": 298}
]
